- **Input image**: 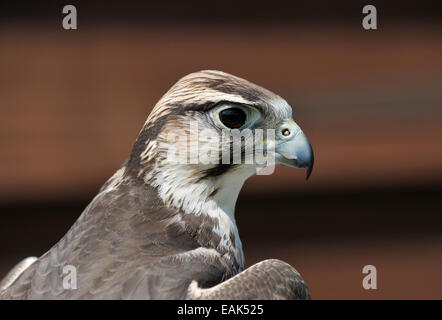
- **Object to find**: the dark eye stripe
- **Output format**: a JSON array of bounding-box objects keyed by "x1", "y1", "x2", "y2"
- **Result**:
[{"x1": 219, "y1": 108, "x2": 247, "y2": 129}]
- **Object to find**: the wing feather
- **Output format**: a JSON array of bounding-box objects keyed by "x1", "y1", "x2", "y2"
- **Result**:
[{"x1": 187, "y1": 259, "x2": 311, "y2": 300}]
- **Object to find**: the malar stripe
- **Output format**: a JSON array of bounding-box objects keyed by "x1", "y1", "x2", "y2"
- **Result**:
[{"x1": 201, "y1": 164, "x2": 235, "y2": 179}]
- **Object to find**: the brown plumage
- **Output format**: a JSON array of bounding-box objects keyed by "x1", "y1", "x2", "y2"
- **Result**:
[{"x1": 0, "y1": 70, "x2": 313, "y2": 299}]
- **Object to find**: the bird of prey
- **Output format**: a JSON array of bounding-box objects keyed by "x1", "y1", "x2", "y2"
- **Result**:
[{"x1": 0, "y1": 70, "x2": 313, "y2": 299}]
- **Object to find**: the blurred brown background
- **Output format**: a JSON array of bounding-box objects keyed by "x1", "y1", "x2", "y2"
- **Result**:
[{"x1": 1, "y1": 1, "x2": 441, "y2": 299}]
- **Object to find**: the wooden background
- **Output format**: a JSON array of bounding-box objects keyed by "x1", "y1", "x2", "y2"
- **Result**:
[{"x1": 0, "y1": 1, "x2": 441, "y2": 299}]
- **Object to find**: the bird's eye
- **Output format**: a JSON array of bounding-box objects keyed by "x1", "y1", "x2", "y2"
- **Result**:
[{"x1": 219, "y1": 108, "x2": 247, "y2": 129}]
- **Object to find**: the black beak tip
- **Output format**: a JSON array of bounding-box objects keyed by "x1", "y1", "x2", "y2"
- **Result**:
[
  {"x1": 305, "y1": 145, "x2": 314, "y2": 180},
  {"x1": 306, "y1": 166, "x2": 312, "y2": 180}
]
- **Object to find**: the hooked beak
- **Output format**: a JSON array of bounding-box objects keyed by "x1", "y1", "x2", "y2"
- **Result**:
[{"x1": 274, "y1": 119, "x2": 314, "y2": 180}]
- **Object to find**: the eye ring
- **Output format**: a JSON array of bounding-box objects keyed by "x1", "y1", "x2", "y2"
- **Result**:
[{"x1": 218, "y1": 107, "x2": 247, "y2": 129}]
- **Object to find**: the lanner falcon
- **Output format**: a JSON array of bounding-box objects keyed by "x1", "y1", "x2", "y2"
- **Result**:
[{"x1": 0, "y1": 70, "x2": 314, "y2": 299}]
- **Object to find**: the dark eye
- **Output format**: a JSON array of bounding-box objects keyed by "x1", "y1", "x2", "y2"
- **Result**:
[{"x1": 219, "y1": 108, "x2": 247, "y2": 129}]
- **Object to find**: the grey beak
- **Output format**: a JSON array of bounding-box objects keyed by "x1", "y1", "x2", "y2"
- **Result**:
[{"x1": 275, "y1": 122, "x2": 314, "y2": 180}]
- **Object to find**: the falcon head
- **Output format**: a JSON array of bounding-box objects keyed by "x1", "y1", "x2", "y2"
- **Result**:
[{"x1": 126, "y1": 70, "x2": 313, "y2": 222}]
